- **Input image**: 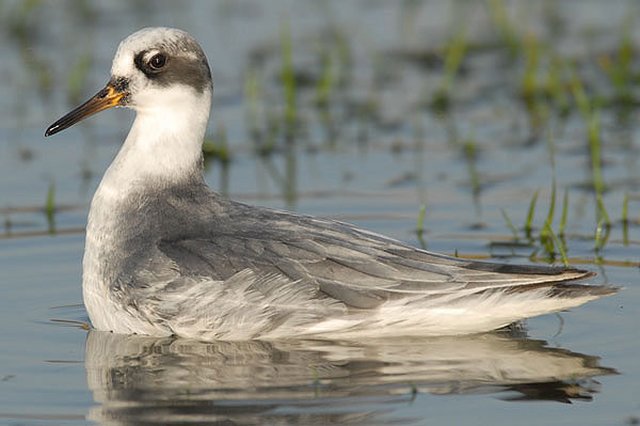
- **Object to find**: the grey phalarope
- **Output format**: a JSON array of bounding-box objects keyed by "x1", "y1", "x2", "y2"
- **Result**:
[{"x1": 45, "y1": 27, "x2": 616, "y2": 340}]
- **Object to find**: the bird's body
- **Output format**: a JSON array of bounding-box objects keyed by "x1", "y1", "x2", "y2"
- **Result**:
[{"x1": 46, "y1": 28, "x2": 616, "y2": 340}]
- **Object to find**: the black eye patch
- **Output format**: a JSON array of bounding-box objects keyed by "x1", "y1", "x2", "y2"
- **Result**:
[
  {"x1": 134, "y1": 50, "x2": 168, "y2": 78},
  {"x1": 132, "y1": 48, "x2": 211, "y2": 94}
]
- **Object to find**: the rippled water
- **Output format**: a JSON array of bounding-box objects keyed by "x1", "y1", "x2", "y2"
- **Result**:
[{"x1": 1, "y1": 1, "x2": 639, "y2": 425}]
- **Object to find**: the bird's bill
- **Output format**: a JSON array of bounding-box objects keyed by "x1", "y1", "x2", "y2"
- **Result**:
[{"x1": 44, "y1": 82, "x2": 127, "y2": 137}]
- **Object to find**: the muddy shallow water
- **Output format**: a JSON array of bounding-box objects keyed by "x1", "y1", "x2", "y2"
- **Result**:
[{"x1": 1, "y1": 1, "x2": 639, "y2": 425}]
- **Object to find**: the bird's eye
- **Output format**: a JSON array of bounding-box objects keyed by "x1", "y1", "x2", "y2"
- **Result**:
[{"x1": 148, "y1": 53, "x2": 166, "y2": 70}]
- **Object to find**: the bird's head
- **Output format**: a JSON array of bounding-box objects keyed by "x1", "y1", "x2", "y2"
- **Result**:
[{"x1": 45, "y1": 27, "x2": 212, "y2": 137}]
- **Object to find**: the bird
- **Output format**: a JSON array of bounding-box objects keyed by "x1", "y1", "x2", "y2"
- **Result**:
[{"x1": 45, "y1": 27, "x2": 616, "y2": 341}]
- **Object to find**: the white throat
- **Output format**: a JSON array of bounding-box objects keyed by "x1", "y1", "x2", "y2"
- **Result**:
[{"x1": 101, "y1": 84, "x2": 211, "y2": 198}]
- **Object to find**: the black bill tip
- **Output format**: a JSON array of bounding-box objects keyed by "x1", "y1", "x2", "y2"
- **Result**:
[{"x1": 44, "y1": 82, "x2": 127, "y2": 138}]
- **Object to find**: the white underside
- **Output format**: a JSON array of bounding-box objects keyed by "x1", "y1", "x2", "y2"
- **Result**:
[
  {"x1": 294, "y1": 290, "x2": 596, "y2": 339},
  {"x1": 84, "y1": 267, "x2": 600, "y2": 341}
]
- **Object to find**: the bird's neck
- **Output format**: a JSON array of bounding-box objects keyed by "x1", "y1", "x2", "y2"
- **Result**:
[{"x1": 100, "y1": 88, "x2": 212, "y2": 199}]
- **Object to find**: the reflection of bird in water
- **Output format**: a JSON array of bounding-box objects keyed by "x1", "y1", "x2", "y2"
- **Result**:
[
  {"x1": 46, "y1": 27, "x2": 616, "y2": 340},
  {"x1": 84, "y1": 331, "x2": 615, "y2": 424}
]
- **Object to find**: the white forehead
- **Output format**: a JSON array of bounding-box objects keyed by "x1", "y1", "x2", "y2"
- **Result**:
[{"x1": 110, "y1": 27, "x2": 199, "y2": 76}]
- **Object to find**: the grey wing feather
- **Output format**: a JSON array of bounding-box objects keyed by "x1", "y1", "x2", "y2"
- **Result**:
[{"x1": 142, "y1": 204, "x2": 605, "y2": 312}]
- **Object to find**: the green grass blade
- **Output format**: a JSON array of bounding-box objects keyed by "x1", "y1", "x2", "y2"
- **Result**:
[
  {"x1": 416, "y1": 204, "x2": 427, "y2": 234},
  {"x1": 594, "y1": 217, "x2": 611, "y2": 253},
  {"x1": 315, "y1": 50, "x2": 334, "y2": 108},
  {"x1": 588, "y1": 109, "x2": 605, "y2": 196},
  {"x1": 596, "y1": 192, "x2": 611, "y2": 226},
  {"x1": 280, "y1": 20, "x2": 297, "y2": 132},
  {"x1": 501, "y1": 209, "x2": 519, "y2": 239},
  {"x1": 45, "y1": 181, "x2": 55, "y2": 235},
  {"x1": 416, "y1": 204, "x2": 427, "y2": 249},
  {"x1": 544, "y1": 179, "x2": 557, "y2": 228},
  {"x1": 524, "y1": 190, "x2": 539, "y2": 239},
  {"x1": 545, "y1": 222, "x2": 569, "y2": 266},
  {"x1": 558, "y1": 189, "x2": 569, "y2": 237},
  {"x1": 570, "y1": 70, "x2": 591, "y2": 119}
]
